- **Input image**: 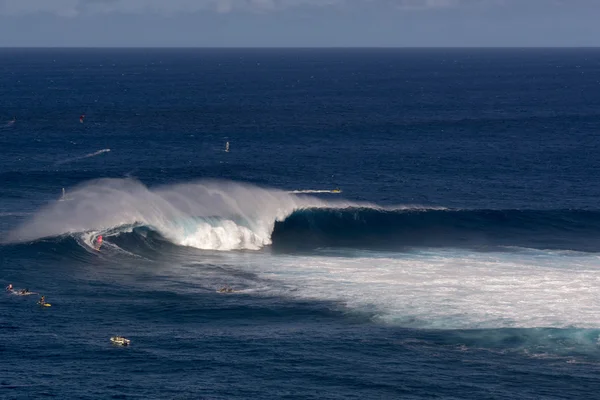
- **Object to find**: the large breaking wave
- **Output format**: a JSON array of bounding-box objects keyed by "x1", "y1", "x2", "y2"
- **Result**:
[
  {"x1": 4, "y1": 178, "x2": 600, "y2": 253},
  {"x1": 4, "y1": 178, "x2": 362, "y2": 251},
  {"x1": 4, "y1": 178, "x2": 600, "y2": 339}
]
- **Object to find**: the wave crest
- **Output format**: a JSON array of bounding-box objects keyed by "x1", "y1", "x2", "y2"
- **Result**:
[{"x1": 4, "y1": 178, "x2": 360, "y2": 251}]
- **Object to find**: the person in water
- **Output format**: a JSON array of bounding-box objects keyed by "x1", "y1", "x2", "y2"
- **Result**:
[
  {"x1": 38, "y1": 295, "x2": 45, "y2": 305},
  {"x1": 94, "y1": 235, "x2": 103, "y2": 250},
  {"x1": 6, "y1": 283, "x2": 13, "y2": 291}
]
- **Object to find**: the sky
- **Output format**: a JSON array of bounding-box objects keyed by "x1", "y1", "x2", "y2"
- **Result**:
[{"x1": 0, "y1": 0, "x2": 599, "y2": 47}]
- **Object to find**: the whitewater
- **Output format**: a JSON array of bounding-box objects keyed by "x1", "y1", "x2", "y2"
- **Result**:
[
  {"x1": 240, "y1": 249, "x2": 600, "y2": 331},
  {"x1": 5, "y1": 178, "x2": 366, "y2": 250}
]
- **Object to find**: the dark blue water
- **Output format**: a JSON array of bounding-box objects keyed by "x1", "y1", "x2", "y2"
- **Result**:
[{"x1": 1, "y1": 48, "x2": 600, "y2": 399}]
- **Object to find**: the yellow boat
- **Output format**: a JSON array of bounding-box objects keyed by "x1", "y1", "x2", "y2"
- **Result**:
[{"x1": 110, "y1": 336, "x2": 131, "y2": 346}]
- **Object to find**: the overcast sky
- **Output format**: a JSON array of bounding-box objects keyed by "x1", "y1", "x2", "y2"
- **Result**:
[{"x1": 0, "y1": 0, "x2": 598, "y2": 47}]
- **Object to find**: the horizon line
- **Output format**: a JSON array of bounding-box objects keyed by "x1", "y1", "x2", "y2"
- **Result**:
[{"x1": 0, "y1": 46, "x2": 599, "y2": 50}]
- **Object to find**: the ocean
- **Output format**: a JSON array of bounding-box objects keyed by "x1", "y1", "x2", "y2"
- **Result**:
[{"x1": 1, "y1": 48, "x2": 600, "y2": 399}]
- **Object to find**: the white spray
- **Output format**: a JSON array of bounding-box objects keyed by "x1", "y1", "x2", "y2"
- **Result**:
[{"x1": 5, "y1": 178, "x2": 364, "y2": 250}]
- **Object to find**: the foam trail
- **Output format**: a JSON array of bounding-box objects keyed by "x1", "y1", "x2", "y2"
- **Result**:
[
  {"x1": 5, "y1": 178, "x2": 364, "y2": 250},
  {"x1": 241, "y1": 249, "x2": 600, "y2": 330},
  {"x1": 55, "y1": 148, "x2": 111, "y2": 165},
  {"x1": 288, "y1": 189, "x2": 341, "y2": 194}
]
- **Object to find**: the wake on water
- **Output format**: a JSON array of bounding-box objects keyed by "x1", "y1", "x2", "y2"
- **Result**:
[{"x1": 55, "y1": 148, "x2": 111, "y2": 165}]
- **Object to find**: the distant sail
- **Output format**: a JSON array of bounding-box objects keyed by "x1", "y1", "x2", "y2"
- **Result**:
[{"x1": 59, "y1": 187, "x2": 73, "y2": 201}]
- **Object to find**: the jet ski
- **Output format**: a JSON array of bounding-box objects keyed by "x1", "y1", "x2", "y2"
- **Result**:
[{"x1": 110, "y1": 336, "x2": 131, "y2": 346}]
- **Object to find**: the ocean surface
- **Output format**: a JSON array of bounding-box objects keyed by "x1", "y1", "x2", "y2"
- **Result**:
[{"x1": 1, "y1": 48, "x2": 600, "y2": 399}]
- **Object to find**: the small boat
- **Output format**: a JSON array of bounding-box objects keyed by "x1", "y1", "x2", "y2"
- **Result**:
[
  {"x1": 331, "y1": 188, "x2": 342, "y2": 193},
  {"x1": 110, "y1": 336, "x2": 131, "y2": 346},
  {"x1": 217, "y1": 286, "x2": 235, "y2": 293}
]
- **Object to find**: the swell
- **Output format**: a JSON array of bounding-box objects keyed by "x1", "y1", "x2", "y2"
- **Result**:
[
  {"x1": 4, "y1": 207, "x2": 600, "y2": 260},
  {"x1": 4, "y1": 178, "x2": 600, "y2": 255},
  {"x1": 272, "y1": 208, "x2": 600, "y2": 252}
]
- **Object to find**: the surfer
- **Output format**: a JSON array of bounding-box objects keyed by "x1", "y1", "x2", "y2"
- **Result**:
[
  {"x1": 94, "y1": 235, "x2": 103, "y2": 251},
  {"x1": 79, "y1": 114, "x2": 85, "y2": 123},
  {"x1": 5, "y1": 283, "x2": 13, "y2": 292},
  {"x1": 38, "y1": 295, "x2": 46, "y2": 305}
]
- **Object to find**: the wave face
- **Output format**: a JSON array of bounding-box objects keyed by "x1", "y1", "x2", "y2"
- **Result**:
[
  {"x1": 272, "y1": 208, "x2": 600, "y2": 252},
  {"x1": 4, "y1": 178, "x2": 359, "y2": 251}
]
